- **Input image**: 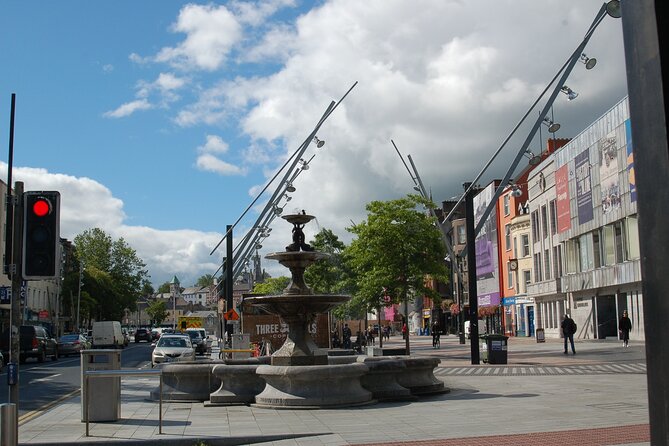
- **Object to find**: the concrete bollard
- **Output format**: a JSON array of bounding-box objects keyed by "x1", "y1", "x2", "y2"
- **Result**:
[{"x1": 1, "y1": 403, "x2": 18, "y2": 446}]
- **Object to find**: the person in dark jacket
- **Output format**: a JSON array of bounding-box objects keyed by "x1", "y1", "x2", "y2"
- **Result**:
[
  {"x1": 561, "y1": 314, "x2": 577, "y2": 355},
  {"x1": 619, "y1": 310, "x2": 632, "y2": 347}
]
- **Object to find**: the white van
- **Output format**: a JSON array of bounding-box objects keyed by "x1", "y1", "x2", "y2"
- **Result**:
[
  {"x1": 92, "y1": 321, "x2": 124, "y2": 349},
  {"x1": 464, "y1": 320, "x2": 486, "y2": 339}
]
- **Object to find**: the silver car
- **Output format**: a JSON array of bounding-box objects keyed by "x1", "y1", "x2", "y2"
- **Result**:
[{"x1": 151, "y1": 335, "x2": 195, "y2": 367}]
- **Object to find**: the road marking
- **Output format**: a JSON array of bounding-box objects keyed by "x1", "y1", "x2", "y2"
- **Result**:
[
  {"x1": 30, "y1": 373, "x2": 61, "y2": 383},
  {"x1": 18, "y1": 388, "x2": 79, "y2": 425}
]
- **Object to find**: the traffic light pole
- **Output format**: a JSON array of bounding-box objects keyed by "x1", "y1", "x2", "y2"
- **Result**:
[{"x1": 8, "y1": 181, "x2": 24, "y2": 407}]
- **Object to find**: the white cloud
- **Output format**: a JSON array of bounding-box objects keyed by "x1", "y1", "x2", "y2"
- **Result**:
[
  {"x1": 0, "y1": 163, "x2": 221, "y2": 286},
  {"x1": 196, "y1": 153, "x2": 246, "y2": 176},
  {"x1": 231, "y1": 0, "x2": 297, "y2": 26},
  {"x1": 103, "y1": 99, "x2": 152, "y2": 118},
  {"x1": 198, "y1": 135, "x2": 230, "y2": 154},
  {"x1": 155, "y1": 4, "x2": 242, "y2": 71}
]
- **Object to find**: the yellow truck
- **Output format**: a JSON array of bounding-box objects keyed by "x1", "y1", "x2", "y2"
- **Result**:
[{"x1": 177, "y1": 316, "x2": 203, "y2": 331}]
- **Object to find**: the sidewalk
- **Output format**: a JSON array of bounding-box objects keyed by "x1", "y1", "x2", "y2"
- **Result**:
[{"x1": 17, "y1": 335, "x2": 650, "y2": 446}]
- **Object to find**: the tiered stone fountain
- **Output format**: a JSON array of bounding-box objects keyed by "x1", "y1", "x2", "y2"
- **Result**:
[{"x1": 244, "y1": 212, "x2": 373, "y2": 408}]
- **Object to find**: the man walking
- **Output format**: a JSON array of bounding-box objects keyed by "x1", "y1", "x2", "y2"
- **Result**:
[{"x1": 561, "y1": 314, "x2": 577, "y2": 355}]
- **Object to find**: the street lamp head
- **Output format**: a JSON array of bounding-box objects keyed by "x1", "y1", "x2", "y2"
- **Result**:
[
  {"x1": 561, "y1": 85, "x2": 579, "y2": 101},
  {"x1": 580, "y1": 53, "x2": 597, "y2": 70},
  {"x1": 285, "y1": 182, "x2": 296, "y2": 193},
  {"x1": 605, "y1": 0, "x2": 621, "y2": 18},
  {"x1": 313, "y1": 136, "x2": 325, "y2": 148}
]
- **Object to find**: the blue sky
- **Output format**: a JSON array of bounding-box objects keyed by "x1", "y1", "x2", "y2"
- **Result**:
[{"x1": 0, "y1": 1, "x2": 628, "y2": 287}]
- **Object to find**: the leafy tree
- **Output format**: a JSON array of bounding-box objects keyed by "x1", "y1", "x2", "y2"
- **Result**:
[
  {"x1": 146, "y1": 300, "x2": 168, "y2": 326},
  {"x1": 74, "y1": 228, "x2": 149, "y2": 321},
  {"x1": 195, "y1": 274, "x2": 214, "y2": 288},
  {"x1": 141, "y1": 281, "x2": 154, "y2": 297},
  {"x1": 252, "y1": 277, "x2": 290, "y2": 295},
  {"x1": 304, "y1": 228, "x2": 347, "y2": 294},
  {"x1": 346, "y1": 195, "x2": 449, "y2": 352},
  {"x1": 157, "y1": 282, "x2": 171, "y2": 294}
]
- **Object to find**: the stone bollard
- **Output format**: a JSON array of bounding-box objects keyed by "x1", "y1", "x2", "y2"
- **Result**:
[
  {"x1": 209, "y1": 364, "x2": 266, "y2": 405},
  {"x1": 396, "y1": 357, "x2": 448, "y2": 395},
  {"x1": 150, "y1": 363, "x2": 219, "y2": 402},
  {"x1": 357, "y1": 357, "x2": 415, "y2": 401}
]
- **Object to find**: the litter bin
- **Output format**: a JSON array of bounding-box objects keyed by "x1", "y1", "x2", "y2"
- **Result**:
[
  {"x1": 536, "y1": 328, "x2": 545, "y2": 343},
  {"x1": 81, "y1": 349, "x2": 121, "y2": 422},
  {"x1": 480, "y1": 334, "x2": 508, "y2": 364}
]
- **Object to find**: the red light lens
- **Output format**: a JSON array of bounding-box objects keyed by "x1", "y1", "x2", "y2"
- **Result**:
[{"x1": 32, "y1": 199, "x2": 50, "y2": 217}]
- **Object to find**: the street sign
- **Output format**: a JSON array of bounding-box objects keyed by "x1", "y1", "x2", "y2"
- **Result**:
[
  {"x1": 224, "y1": 309, "x2": 239, "y2": 321},
  {"x1": 0, "y1": 287, "x2": 10, "y2": 305}
]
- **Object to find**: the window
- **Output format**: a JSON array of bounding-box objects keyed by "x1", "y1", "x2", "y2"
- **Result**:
[
  {"x1": 593, "y1": 230, "x2": 602, "y2": 268},
  {"x1": 614, "y1": 221, "x2": 625, "y2": 262},
  {"x1": 522, "y1": 270, "x2": 531, "y2": 293},
  {"x1": 505, "y1": 224, "x2": 511, "y2": 251},
  {"x1": 507, "y1": 262, "x2": 514, "y2": 288},
  {"x1": 580, "y1": 233, "x2": 595, "y2": 271},
  {"x1": 521, "y1": 234, "x2": 530, "y2": 257},
  {"x1": 544, "y1": 248, "x2": 551, "y2": 280},
  {"x1": 603, "y1": 225, "x2": 616, "y2": 266},
  {"x1": 503, "y1": 194, "x2": 510, "y2": 215},
  {"x1": 627, "y1": 216, "x2": 640, "y2": 259},
  {"x1": 565, "y1": 239, "x2": 580, "y2": 274},
  {"x1": 513, "y1": 236, "x2": 518, "y2": 258},
  {"x1": 553, "y1": 245, "x2": 563, "y2": 278},
  {"x1": 457, "y1": 225, "x2": 467, "y2": 245},
  {"x1": 549, "y1": 200, "x2": 557, "y2": 235},
  {"x1": 534, "y1": 252, "x2": 543, "y2": 282},
  {"x1": 541, "y1": 205, "x2": 548, "y2": 240},
  {"x1": 531, "y1": 211, "x2": 539, "y2": 243}
]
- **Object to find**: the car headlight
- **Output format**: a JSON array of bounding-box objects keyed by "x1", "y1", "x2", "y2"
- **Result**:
[{"x1": 153, "y1": 351, "x2": 164, "y2": 357}]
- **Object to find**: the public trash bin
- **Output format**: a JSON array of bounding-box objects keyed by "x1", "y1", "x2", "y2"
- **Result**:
[
  {"x1": 536, "y1": 328, "x2": 545, "y2": 343},
  {"x1": 480, "y1": 334, "x2": 509, "y2": 364},
  {"x1": 81, "y1": 349, "x2": 121, "y2": 422}
]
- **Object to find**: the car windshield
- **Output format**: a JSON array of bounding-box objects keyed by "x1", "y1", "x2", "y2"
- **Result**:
[
  {"x1": 187, "y1": 331, "x2": 202, "y2": 341},
  {"x1": 59, "y1": 335, "x2": 80, "y2": 342},
  {"x1": 157, "y1": 337, "x2": 190, "y2": 348}
]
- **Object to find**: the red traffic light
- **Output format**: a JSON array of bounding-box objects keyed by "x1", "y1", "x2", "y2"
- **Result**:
[{"x1": 32, "y1": 199, "x2": 51, "y2": 217}]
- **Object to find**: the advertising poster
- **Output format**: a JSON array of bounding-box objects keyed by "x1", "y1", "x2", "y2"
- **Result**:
[
  {"x1": 473, "y1": 183, "x2": 500, "y2": 307},
  {"x1": 598, "y1": 132, "x2": 620, "y2": 214},
  {"x1": 625, "y1": 119, "x2": 636, "y2": 202},
  {"x1": 575, "y1": 149, "x2": 594, "y2": 225},
  {"x1": 555, "y1": 164, "x2": 571, "y2": 233}
]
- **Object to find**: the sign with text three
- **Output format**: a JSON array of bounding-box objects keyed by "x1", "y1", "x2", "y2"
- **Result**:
[{"x1": 22, "y1": 191, "x2": 61, "y2": 280}]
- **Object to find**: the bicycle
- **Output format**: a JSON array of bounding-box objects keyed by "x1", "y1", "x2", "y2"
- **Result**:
[{"x1": 432, "y1": 333, "x2": 441, "y2": 349}]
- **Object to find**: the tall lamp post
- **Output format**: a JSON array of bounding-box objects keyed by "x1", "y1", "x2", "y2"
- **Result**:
[
  {"x1": 76, "y1": 263, "x2": 83, "y2": 332},
  {"x1": 170, "y1": 275, "x2": 180, "y2": 330}
]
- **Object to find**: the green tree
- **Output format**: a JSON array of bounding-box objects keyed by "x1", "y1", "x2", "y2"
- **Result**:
[
  {"x1": 157, "y1": 282, "x2": 171, "y2": 294},
  {"x1": 304, "y1": 228, "x2": 347, "y2": 294},
  {"x1": 252, "y1": 277, "x2": 290, "y2": 295},
  {"x1": 146, "y1": 300, "x2": 168, "y2": 326},
  {"x1": 346, "y1": 195, "x2": 449, "y2": 353},
  {"x1": 195, "y1": 274, "x2": 214, "y2": 288},
  {"x1": 74, "y1": 228, "x2": 149, "y2": 321}
]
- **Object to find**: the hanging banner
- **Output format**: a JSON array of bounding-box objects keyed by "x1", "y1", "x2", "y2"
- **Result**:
[
  {"x1": 598, "y1": 131, "x2": 620, "y2": 214},
  {"x1": 555, "y1": 164, "x2": 571, "y2": 233},
  {"x1": 473, "y1": 183, "x2": 500, "y2": 307},
  {"x1": 575, "y1": 149, "x2": 594, "y2": 225},
  {"x1": 625, "y1": 119, "x2": 636, "y2": 202}
]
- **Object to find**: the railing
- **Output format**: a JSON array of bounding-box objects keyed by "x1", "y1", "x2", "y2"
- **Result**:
[{"x1": 83, "y1": 369, "x2": 163, "y2": 437}]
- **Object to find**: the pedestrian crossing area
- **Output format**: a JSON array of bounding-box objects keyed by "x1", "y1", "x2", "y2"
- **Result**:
[{"x1": 435, "y1": 362, "x2": 646, "y2": 376}]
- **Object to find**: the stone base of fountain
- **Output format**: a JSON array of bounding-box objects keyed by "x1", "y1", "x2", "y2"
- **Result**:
[{"x1": 254, "y1": 363, "x2": 374, "y2": 409}]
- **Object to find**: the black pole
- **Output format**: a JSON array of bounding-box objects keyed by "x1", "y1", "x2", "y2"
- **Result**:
[
  {"x1": 621, "y1": 1, "x2": 669, "y2": 442},
  {"x1": 225, "y1": 225, "x2": 233, "y2": 341},
  {"x1": 464, "y1": 182, "x2": 480, "y2": 364},
  {"x1": 4, "y1": 93, "x2": 15, "y2": 275}
]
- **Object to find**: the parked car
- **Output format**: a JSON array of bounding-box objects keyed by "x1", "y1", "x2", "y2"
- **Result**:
[
  {"x1": 185, "y1": 330, "x2": 207, "y2": 355},
  {"x1": 57, "y1": 334, "x2": 90, "y2": 357},
  {"x1": 9, "y1": 325, "x2": 58, "y2": 363},
  {"x1": 150, "y1": 328, "x2": 164, "y2": 341},
  {"x1": 151, "y1": 335, "x2": 195, "y2": 367},
  {"x1": 134, "y1": 328, "x2": 151, "y2": 343}
]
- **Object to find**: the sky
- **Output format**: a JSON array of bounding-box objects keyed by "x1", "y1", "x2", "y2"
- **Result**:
[{"x1": 0, "y1": 0, "x2": 628, "y2": 288}]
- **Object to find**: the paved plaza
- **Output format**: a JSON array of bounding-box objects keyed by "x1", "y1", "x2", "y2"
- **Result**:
[{"x1": 16, "y1": 334, "x2": 650, "y2": 446}]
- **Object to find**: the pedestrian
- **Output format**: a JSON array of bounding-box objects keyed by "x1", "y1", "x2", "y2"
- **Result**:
[
  {"x1": 431, "y1": 321, "x2": 441, "y2": 349},
  {"x1": 619, "y1": 310, "x2": 632, "y2": 347},
  {"x1": 561, "y1": 314, "x2": 577, "y2": 355},
  {"x1": 342, "y1": 323, "x2": 352, "y2": 349},
  {"x1": 401, "y1": 322, "x2": 407, "y2": 340},
  {"x1": 366, "y1": 328, "x2": 375, "y2": 346}
]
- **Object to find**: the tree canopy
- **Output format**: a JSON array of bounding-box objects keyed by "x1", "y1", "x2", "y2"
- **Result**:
[
  {"x1": 346, "y1": 195, "x2": 449, "y2": 315},
  {"x1": 73, "y1": 228, "x2": 149, "y2": 322},
  {"x1": 195, "y1": 274, "x2": 214, "y2": 288},
  {"x1": 146, "y1": 300, "x2": 168, "y2": 326},
  {"x1": 252, "y1": 277, "x2": 290, "y2": 295}
]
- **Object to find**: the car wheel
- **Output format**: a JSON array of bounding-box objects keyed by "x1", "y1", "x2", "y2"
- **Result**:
[{"x1": 38, "y1": 350, "x2": 46, "y2": 363}]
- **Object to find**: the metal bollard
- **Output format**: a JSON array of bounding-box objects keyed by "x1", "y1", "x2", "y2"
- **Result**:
[{"x1": 0, "y1": 403, "x2": 18, "y2": 446}]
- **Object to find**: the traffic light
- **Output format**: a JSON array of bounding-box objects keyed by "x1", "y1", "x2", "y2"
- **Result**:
[{"x1": 22, "y1": 191, "x2": 60, "y2": 280}]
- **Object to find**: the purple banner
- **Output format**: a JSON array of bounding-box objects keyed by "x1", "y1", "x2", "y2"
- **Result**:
[
  {"x1": 575, "y1": 149, "x2": 593, "y2": 225},
  {"x1": 473, "y1": 184, "x2": 501, "y2": 307},
  {"x1": 625, "y1": 119, "x2": 636, "y2": 202}
]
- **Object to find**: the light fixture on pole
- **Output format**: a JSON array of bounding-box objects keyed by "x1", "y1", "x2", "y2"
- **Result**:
[
  {"x1": 283, "y1": 193, "x2": 292, "y2": 202},
  {"x1": 605, "y1": 0, "x2": 621, "y2": 18},
  {"x1": 285, "y1": 182, "x2": 296, "y2": 193},
  {"x1": 542, "y1": 117, "x2": 561, "y2": 133},
  {"x1": 299, "y1": 158, "x2": 310, "y2": 170},
  {"x1": 580, "y1": 53, "x2": 597, "y2": 70},
  {"x1": 524, "y1": 150, "x2": 542, "y2": 166},
  {"x1": 273, "y1": 205, "x2": 283, "y2": 216},
  {"x1": 313, "y1": 136, "x2": 325, "y2": 148},
  {"x1": 561, "y1": 86, "x2": 579, "y2": 101},
  {"x1": 511, "y1": 184, "x2": 523, "y2": 198},
  {"x1": 255, "y1": 243, "x2": 262, "y2": 250}
]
